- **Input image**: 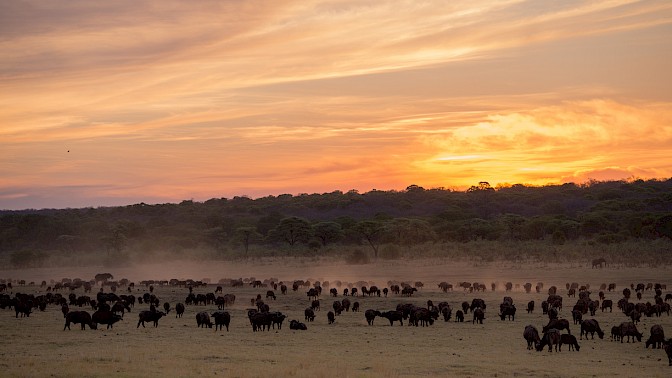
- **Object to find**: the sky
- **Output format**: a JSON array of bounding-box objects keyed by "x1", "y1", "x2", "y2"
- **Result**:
[{"x1": 1, "y1": 0, "x2": 671, "y2": 210}]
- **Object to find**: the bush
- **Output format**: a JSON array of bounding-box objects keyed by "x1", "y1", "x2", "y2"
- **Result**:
[
  {"x1": 345, "y1": 249, "x2": 370, "y2": 264},
  {"x1": 379, "y1": 244, "x2": 402, "y2": 260}
]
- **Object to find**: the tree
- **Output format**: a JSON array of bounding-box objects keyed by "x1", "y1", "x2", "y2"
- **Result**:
[
  {"x1": 268, "y1": 217, "x2": 312, "y2": 246},
  {"x1": 654, "y1": 214, "x2": 672, "y2": 239},
  {"x1": 235, "y1": 226, "x2": 263, "y2": 255},
  {"x1": 353, "y1": 220, "x2": 386, "y2": 259},
  {"x1": 312, "y1": 222, "x2": 343, "y2": 246}
]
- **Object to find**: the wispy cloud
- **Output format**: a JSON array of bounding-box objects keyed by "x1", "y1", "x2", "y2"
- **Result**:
[{"x1": 1, "y1": 1, "x2": 671, "y2": 209}]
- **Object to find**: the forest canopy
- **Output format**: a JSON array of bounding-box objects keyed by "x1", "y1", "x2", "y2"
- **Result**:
[{"x1": 1, "y1": 179, "x2": 671, "y2": 267}]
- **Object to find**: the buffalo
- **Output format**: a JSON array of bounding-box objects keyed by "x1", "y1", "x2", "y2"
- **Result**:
[
  {"x1": 472, "y1": 307, "x2": 484, "y2": 324},
  {"x1": 523, "y1": 325, "x2": 540, "y2": 350},
  {"x1": 664, "y1": 339, "x2": 672, "y2": 366},
  {"x1": 304, "y1": 308, "x2": 315, "y2": 322},
  {"x1": 536, "y1": 329, "x2": 561, "y2": 352},
  {"x1": 560, "y1": 334, "x2": 581, "y2": 351},
  {"x1": 543, "y1": 319, "x2": 571, "y2": 334},
  {"x1": 327, "y1": 311, "x2": 335, "y2": 324},
  {"x1": 175, "y1": 303, "x2": 185, "y2": 318},
  {"x1": 499, "y1": 304, "x2": 516, "y2": 321},
  {"x1": 526, "y1": 301, "x2": 534, "y2": 314},
  {"x1": 646, "y1": 325, "x2": 665, "y2": 349},
  {"x1": 137, "y1": 311, "x2": 166, "y2": 328},
  {"x1": 379, "y1": 310, "x2": 403, "y2": 326},
  {"x1": 455, "y1": 310, "x2": 464, "y2": 322},
  {"x1": 92, "y1": 310, "x2": 122, "y2": 329},
  {"x1": 211, "y1": 311, "x2": 231, "y2": 331},
  {"x1": 196, "y1": 311, "x2": 213, "y2": 328},
  {"x1": 289, "y1": 320, "x2": 307, "y2": 330},
  {"x1": 365, "y1": 309, "x2": 381, "y2": 325},
  {"x1": 64, "y1": 311, "x2": 96, "y2": 330},
  {"x1": 619, "y1": 321, "x2": 643, "y2": 343}
]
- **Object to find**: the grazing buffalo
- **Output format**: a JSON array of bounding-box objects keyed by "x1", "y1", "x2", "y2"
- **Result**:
[
  {"x1": 352, "y1": 302, "x2": 360, "y2": 312},
  {"x1": 455, "y1": 310, "x2": 464, "y2": 322},
  {"x1": 560, "y1": 334, "x2": 580, "y2": 351},
  {"x1": 61, "y1": 304, "x2": 69, "y2": 318},
  {"x1": 137, "y1": 311, "x2": 166, "y2": 328},
  {"x1": 461, "y1": 301, "x2": 470, "y2": 314},
  {"x1": 14, "y1": 302, "x2": 32, "y2": 318},
  {"x1": 440, "y1": 305, "x2": 452, "y2": 322},
  {"x1": 499, "y1": 304, "x2": 516, "y2": 321},
  {"x1": 379, "y1": 310, "x2": 403, "y2": 326},
  {"x1": 196, "y1": 311, "x2": 213, "y2": 328},
  {"x1": 311, "y1": 300, "x2": 320, "y2": 311},
  {"x1": 289, "y1": 320, "x2": 307, "y2": 330},
  {"x1": 266, "y1": 290, "x2": 276, "y2": 300},
  {"x1": 249, "y1": 312, "x2": 272, "y2": 331},
  {"x1": 536, "y1": 329, "x2": 561, "y2": 352},
  {"x1": 472, "y1": 307, "x2": 484, "y2": 324},
  {"x1": 543, "y1": 319, "x2": 571, "y2": 334},
  {"x1": 470, "y1": 299, "x2": 486, "y2": 313},
  {"x1": 365, "y1": 309, "x2": 381, "y2": 325},
  {"x1": 619, "y1": 322, "x2": 643, "y2": 343},
  {"x1": 579, "y1": 319, "x2": 604, "y2": 339},
  {"x1": 175, "y1": 303, "x2": 185, "y2": 318},
  {"x1": 327, "y1": 311, "x2": 335, "y2": 324},
  {"x1": 111, "y1": 301, "x2": 131, "y2": 319},
  {"x1": 163, "y1": 302, "x2": 171, "y2": 314},
  {"x1": 523, "y1": 325, "x2": 540, "y2": 350},
  {"x1": 64, "y1": 311, "x2": 96, "y2": 330},
  {"x1": 92, "y1": 310, "x2": 122, "y2": 329},
  {"x1": 646, "y1": 325, "x2": 665, "y2": 349},
  {"x1": 664, "y1": 339, "x2": 672, "y2": 366},
  {"x1": 211, "y1": 311, "x2": 230, "y2": 331},
  {"x1": 304, "y1": 308, "x2": 315, "y2": 322}
]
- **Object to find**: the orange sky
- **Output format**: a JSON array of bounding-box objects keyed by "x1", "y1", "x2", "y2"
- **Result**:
[{"x1": 1, "y1": 0, "x2": 671, "y2": 210}]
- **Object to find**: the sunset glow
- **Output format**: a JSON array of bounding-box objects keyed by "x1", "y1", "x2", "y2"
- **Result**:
[{"x1": 1, "y1": 0, "x2": 671, "y2": 209}]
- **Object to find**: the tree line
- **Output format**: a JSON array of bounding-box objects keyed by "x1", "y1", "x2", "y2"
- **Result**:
[{"x1": 1, "y1": 179, "x2": 671, "y2": 267}]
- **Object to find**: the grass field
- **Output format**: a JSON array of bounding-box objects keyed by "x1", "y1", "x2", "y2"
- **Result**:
[{"x1": 1, "y1": 258, "x2": 670, "y2": 377}]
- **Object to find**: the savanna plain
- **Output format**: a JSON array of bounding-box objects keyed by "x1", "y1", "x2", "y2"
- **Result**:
[{"x1": 1, "y1": 258, "x2": 671, "y2": 378}]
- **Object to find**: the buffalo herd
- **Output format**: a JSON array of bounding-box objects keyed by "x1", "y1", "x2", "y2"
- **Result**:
[{"x1": 1, "y1": 275, "x2": 672, "y2": 367}]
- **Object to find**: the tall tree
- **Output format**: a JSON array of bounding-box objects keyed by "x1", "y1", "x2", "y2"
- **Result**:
[
  {"x1": 268, "y1": 217, "x2": 312, "y2": 246},
  {"x1": 312, "y1": 222, "x2": 343, "y2": 246},
  {"x1": 353, "y1": 220, "x2": 386, "y2": 259}
]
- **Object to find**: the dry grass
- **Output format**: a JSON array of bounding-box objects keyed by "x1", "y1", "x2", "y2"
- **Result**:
[{"x1": 1, "y1": 259, "x2": 671, "y2": 377}]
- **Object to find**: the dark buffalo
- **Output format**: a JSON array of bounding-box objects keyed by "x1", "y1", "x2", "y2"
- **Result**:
[
  {"x1": 365, "y1": 309, "x2": 381, "y2": 325},
  {"x1": 620, "y1": 321, "x2": 643, "y2": 343},
  {"x1": 211, "y1": 311, "x2": 231, "y2": 331},
  {"x1": 352, "y1": 302, "x2": 360, "y2": 312},
  {"x1": 137, "y1": 311, "x2": 166, "y2": 328},
  {"x1": 611, "y1": 326, "x2": 621, "y2": 341},
  {"x1": 572, "y1": 310, "x2": 583, "y2": 325},
  {"x1": 543, "y1": 319, "x2": 571, "y2": 334},
  {"x1": 311, "y1": 300, "x2": 320, "y2": 311},
  {"x1": 175, "y1": 303, "x2": 185, "y2": 318},
  {"x1": 289, "y1": 320, "x2": 307, "y2": 330},
  {"x1": 249, "y1": 312, "x2": 272, "y2": 331},
  {"x1": 379, "y1": 310, "x2": 403, "y2": 326},
  {"x1": 536, "y1": 329, "x2": 561, "y2": 352},
  {"x1": 455, "y1": 310, "x2": 464, "y2": 322},
  {"x1": 601, "y1": 299, "x2": 613, "y2": 312},
  {"x1": 499, "y1": 304, "x2": 516, "y2": 321},
  {"x1": 472, "y1": 307, "x2": 484, "y2": 324},
  {"x1": 523, "y1": 325, "x2": 540, "y2": 350},
  {"x1": 332, "y1": 301, "x2": 343, "y2": 315},
  {"x1": 92, "y1": 310, "x2": 122, "y2": 329},
  {"x1": 560, "y1": 334, "x2": 581, "y2": 351},
  {"x1": 327, "y1": 311, "x2": 335, "y2": 324},
  {"x1": 64, "y1": 311, "x2": 96, "y2": 330},
  {"x1": 664, "y1": 339, "x2": 672, "y2": 366},
  {"x1": 270, "y1": 312, "x2": 287, "y2": 330},
  {"x1": 526, "y1": 301, "x2": 534, "y2": 314},
  {"x1": 341, "y1": 298, "x2": 351, "y2": 312},
  {"x1": 196, "y1": 311, "x2": 212, "y2": 328},
  {"x1": 304, "y1": 308, "x2": 315, "y2": 322},
  {"x1": 646, "y1": 325, "x2": 665, "y2": 349},
  {"x1": 266, "y1": 290, "x2": 276, "y2": 300}
]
